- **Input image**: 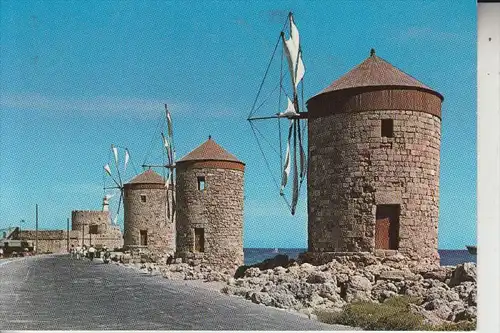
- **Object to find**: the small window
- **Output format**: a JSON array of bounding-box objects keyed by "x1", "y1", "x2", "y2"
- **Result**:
[
  {"x1": 197, "y1": 176, "x2": 206, "y2": 191},
  {"x1": 194, "y1": 228, "x2": 205, "y2": 252},
  {"x1": 140, "y1": 230, "x2": 148, "y2": 246},
  {"x1": 381, "y1": 119, "x2": 394, "y2": 138},
  {"x1": 140, "y1": 195, "x2": 147, "y2": 203}
]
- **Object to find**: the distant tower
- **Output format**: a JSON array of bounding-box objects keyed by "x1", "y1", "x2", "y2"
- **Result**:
[
  {"x1": 175, "y1": 136, "x2": 245, "y2": 270},
  {"x1": 123, "y1": 169, "x2": 175, "y2": 255},
  {"x1": 305, "y1": 49, "x2": 443, "y2": 263},
  {"x1": 102, "y1": 195, "x2": 110, "y2": 212},
  {"x1": 71, "y1": 196, "x2": 123, "y2": 249}
]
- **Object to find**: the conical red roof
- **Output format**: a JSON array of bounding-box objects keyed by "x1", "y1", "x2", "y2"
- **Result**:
[
  {"x1": 312, "y1": 49, "x2": 443, "y2": 100},
  {"x1": 127, "y1": 169, "x2": 164, "y2": 184},
  {"x1": 177, "y1": 136, "x2": 243, "y2": 163}
]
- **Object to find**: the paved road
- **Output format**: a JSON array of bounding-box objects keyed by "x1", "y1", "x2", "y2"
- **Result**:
[{"x1": 0, "y1": 255, "x2": 354, "y2": 330}]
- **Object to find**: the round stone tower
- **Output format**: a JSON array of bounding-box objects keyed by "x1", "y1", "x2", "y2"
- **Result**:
[
  {"x1": 71, "y1": 196, "x2": 123, "y2": 249},
  {"x1": 123, "y1": 169, "x2": 175, "y2": 256},
  {"x1": 71, "y1": 210, "x2": 109, "y2": 234},
  {"x1": 305, "y1": 49, "x2": 443, "y2": 263},
  {"x1": 175, "y1": 136, "x2": 245, "y2": 270}
]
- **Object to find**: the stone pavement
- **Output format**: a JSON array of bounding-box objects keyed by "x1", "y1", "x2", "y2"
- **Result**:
[{"x1": 0, "y1": 255, "x2": 355, "y2": 330}]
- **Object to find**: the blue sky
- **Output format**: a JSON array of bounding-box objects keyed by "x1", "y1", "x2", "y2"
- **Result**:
[{"x1": 0, "y1": 0, "x2": 476, "y2": 249}]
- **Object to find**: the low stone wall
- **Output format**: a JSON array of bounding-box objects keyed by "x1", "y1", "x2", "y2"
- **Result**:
[
  {"x1": 18, "y1": 230, "x2": 80, "y2": 253},
  {"x1": 18, "y1": 228, "x2": 123, "y2": 252}
]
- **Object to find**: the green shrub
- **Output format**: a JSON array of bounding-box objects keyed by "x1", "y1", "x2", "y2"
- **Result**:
[
  {"x1": 314, "y1": 296, "x2": 473, "y2": 331},
  {"x1": 428, "y1": 320, "x2": 476, "y2": 331}
]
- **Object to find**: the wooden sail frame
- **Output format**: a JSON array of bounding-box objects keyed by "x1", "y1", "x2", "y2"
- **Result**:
[
  {"x1": 103, "y1": 144, "x2": 138, "y2": 225},
  {"x1": 247, "y1": 12, "x2": 308, "y2": 216},
  {"x1": 141, "y1": 104, "x2": 177, "y2": 222}
]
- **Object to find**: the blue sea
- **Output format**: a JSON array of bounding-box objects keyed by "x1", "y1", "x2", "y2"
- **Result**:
[{"x1": 244, "y1": 248, "x2": 476, "y2": 267}]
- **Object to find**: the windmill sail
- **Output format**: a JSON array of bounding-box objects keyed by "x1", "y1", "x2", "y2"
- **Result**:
[
  {"x1": 279, "y1": 97, "x2": 299, "y2": 118},
  {"x1": 247, "y1": 12, "x2": 307, "y2": 216},
  {"x1": 124, "y1": 149, "x2": 130, "y2": 173},
  {"x1": 280, "y1": 120, "x2": 293, "y2": 194},
  {"x1": 104, "y1": 145, "x2": 137, "y2": 226},
  {"x1": 282, "y1": 15, "x2": 305, "y2": 93},
  {"x1": 112, "y1": 146, "x2": 119, "y2": 165},
  {"x1": 104, "y1": 164, "x2": 112, "y2": 176},
  {"x1": 291, "y1": 123, "x2": 299, "y2": 214}
]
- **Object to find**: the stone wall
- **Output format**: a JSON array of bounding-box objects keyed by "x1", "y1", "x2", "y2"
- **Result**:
[
  {"x1": 123, "y1": 185, "x2": 175, "y2": 256},
  {"x1": 18, "y1": 230, "x2": 81, "y2": 253},
  {"x1": 308, "y1": 109, "x2": 440, "y2": 262},
  {"x1": 71, "y1": 210, "x2": 123, "y2": 249},
  {"x1": 71, "y1": 210, "x2": 110, "y2": 231},
  {"x1": 175, "y1": 166, "x2": 244, "y2": 270}
]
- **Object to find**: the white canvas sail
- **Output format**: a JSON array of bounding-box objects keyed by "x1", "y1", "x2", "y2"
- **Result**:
[
  {"x1": 282, "y1": 15, "x2": 305, "y2": 92},
  {"x1": 104, "y1": 164, "x2": 112, "y2": 176},
  {"x1": 124, "y1": 149, "x2": 130, "y2": 173},
  {"x1": 279, "y1": 97, "x2": 299, "y2": 118},
  {"x1": 166, "y1": 107, "x2": 173, "y2": 139},
  {"x1": 112, "y1": 146, "x2": 119, "y2": 165},
  {"x1": 289, "y1": 15, "x2": 305, "y2": 87},
  {"x1": 291, "y1": 123, "x2": 299, "y2": 214},
  {"x1": 280, "y1": 120, "x2": 294, "y2": 194},
  {"x1": 299, "y1": 136, "x2": 306, "y2": 180},
  {"x1": 165, "y1": 171, "x2": 171, "y2": 189}
]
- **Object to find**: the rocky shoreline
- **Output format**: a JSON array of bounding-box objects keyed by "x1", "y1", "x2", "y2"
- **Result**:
[{"x1": 112, "y1": 252, "x2": 476, "y2": 328}]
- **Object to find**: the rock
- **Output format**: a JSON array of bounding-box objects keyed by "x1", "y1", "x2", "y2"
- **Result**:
[
  {"x1": 273, "y1": 266, "x2": 287, "y2": 274},
  {"x1": 299, "y1": 308, "x2": 318, "y2": 320},
  {"x1": 386, "y1": 282, "x2": 398, "y2": 292},
  {"x1": 348, "y1": 275, "x2": 372, "y2": 291},
  {"x1": 234, "y1": 265, "x2": 250, "y2": 279},
  {"x1": 467, "y1": 287, "x2": 477, "y2": 306},
  {"x1": 452, "y1": 281, "x2": 475, "y2": 300},
  {"x1": 287, "y1": 281, "x2": 317, "y2": 300},
  {"x1": 362, "y1": 271, "x2": 376, "y2": 283},
  {"x1": 379, "y1": 269, "x2": 419, "y2": 282},
  {"x1": 235, "y1": 278, "x2": 248, "y2": 288},
  {"x1": 306, "y1": 271, "x2": 330, "y2": 284},
  {"x1": 449, "y1": 263, "x2": 477, "y2": 287},
  {"x1": 454, "y1": 306, "x2": 476, "y2": 322},
  {"x1": 248, "y1": 277, "x2": 264, "y2": 286},
  {"x1": 250, "y1": 292, "x2": 273, "y2": 306},
  {"x1": 244, "y1": 267, "x2": 261, "y2": 278},
  {"x1": 336, "y1": 273, "x2": 349, "y2": 284},
  {"x1": 423, "y1": 299, "x2": 452, "y2": 321},
  {"x1": 409, "y1": 303, "x2": 446, "y2": 326},
  {"x1": 269, "y1": 292, "x2": 297, "y2": 309},
  {"x1": 120, "y1": 253, "x2": 132, "y2": 264},
  {"x1": 174, "y1": 258, "x2": 182, "y2": 264},
  {"x1": 423, "y1": 286, "x2": 449, "y2": 302},
  {"x1": 300, "y1": 263, "x2": 315, "y2": 271},
  {"x1": 380, "y1": 290, "x2": 397, "y2": 300},
  {"x1": 421, "y1": 267, "x2": 452, "y2": 282},
  {"x1": 383, "y1": 252, "x2": 406, "y2": 262},
  {"x1": 317, "y1": 282, "x2": 342, "y2": 302},
  {"x1": 446, "y1": 300, "x2": 466, "y2": 322},
  {"x1": 444, "y1": 290, "x2": 460, "y2": 302}
]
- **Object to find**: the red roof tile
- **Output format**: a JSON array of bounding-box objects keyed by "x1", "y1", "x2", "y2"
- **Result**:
[
  {"x1": 127, "y1": 169, "x2": 165, "y2": 184},
  {"x1": 312, "y1": 49, "x2": 443, "y2": 100},
  {"x1": 177, "y1": 137, "x2": 243, "y2": 164}
]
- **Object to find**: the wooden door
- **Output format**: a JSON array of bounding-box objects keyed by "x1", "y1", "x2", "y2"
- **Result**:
[
  {"x1": 194, "y1": 228, "x2": 205, "y2": 253},
  {"x1": 140, "y1": 230, "x2": 148, "y2": 246},
  {"x1": 375, "y1": 217, "x2": 390, "y2": 249}
]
